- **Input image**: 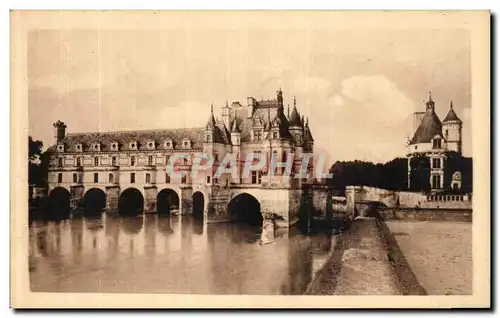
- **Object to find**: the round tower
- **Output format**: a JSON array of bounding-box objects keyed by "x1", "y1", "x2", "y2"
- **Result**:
[
  {"x1": 442, "y1": 101, "x2": 463, "y2": 154},
  {"x1": 53, "y1": 120, "x2": 67, "y2": 144}
]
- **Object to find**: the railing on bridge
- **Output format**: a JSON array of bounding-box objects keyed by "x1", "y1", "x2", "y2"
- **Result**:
[{"x1": 427, "y1": 194, "x2": 472, "y2": 203}]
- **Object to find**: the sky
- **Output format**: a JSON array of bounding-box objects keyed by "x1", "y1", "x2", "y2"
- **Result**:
[{"x1": 28, "y1": 26, "x2": 471, "y2": 164}]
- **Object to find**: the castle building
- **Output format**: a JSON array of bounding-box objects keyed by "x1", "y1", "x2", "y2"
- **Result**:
[
  {"x1": 45, "y1": 90, "x2": 318, "y2": 226},
  {"x1": 406, "y1": 92, "x2": 471, "y2": 193}
]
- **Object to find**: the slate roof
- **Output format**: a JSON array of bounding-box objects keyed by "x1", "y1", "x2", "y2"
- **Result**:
[
  {"x1": 49, "y1": 128, "x2": 206, "y2": 152},
  {"x1": 409, "y1": 110, "x2": 443, "y2": 145},
  {"x1": 443, "y1": 103, "x2": 462, "y2": 123},
  {"x1": 289, "y1": 105, "x2": 302, "y2": 127}
]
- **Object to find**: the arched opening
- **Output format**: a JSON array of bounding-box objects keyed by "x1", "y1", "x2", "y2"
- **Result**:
[
  {"x1": 156, "y1": 189, "x2": 179, "y2": 217},
  {"x1": 118, "y1": 188, "x2": 144, "y2": 217},
  {"x1": 83, "y1": 188, "x2": 106, "y2": 218},
  {"x1": 192, "y1": 191, "x2": 204, "y2": 219},
  {"x1": 48, "y1": 187, "x2": 71, "y2": 220},
  {"x1": 228, "y1": 193, "x2": 263, "y2": 227}
]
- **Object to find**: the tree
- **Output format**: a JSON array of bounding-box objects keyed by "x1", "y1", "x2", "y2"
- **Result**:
[{"x1": 28, "y1": 136, "x2": 48, "y2": 190}]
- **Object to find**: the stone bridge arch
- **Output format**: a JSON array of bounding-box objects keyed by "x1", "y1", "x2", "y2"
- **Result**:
[
  {"x1": 118, "y1": 187, "x2": 144, "y2": 216},
  {"x1": 82, "y1": 188, "x2": 107, "y2": 218},
  {"x1": 227, "y1": 192, "x2": 263, "y2": 227},
  {"x1": 47, "y1": 187, "x2": 71, "y2": 220},
  {"x1": 346, "y1": 186, "x2": 397, "y2": 218}
]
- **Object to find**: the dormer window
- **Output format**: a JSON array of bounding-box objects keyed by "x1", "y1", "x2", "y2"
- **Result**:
[
  {"x1": 164, "y1": 139, "x2": 173, "y2": 150},
  {"x1": 181, "y1": 138, "x2": 191, "y2": 149},
  {"x1": 74, "y1": 143, "x2": 83, "y2": 152},
  {"x1": 56, "y1": 143, "x2": 65, "y2": 153},
  {"x1": 129, "y1": 141, "x2": 138, "y2": 150},
  {"x1": 432, "y1": 137, "x2": 442, "y2": 149},
  {"x1": 146, "y1": 140, "x2": 156, "y2": 150},
  {"x1": 206, "y1": 134, "x2": 212, "y2": 143},
  {"x1": 110, "y1": 141, "x2": 119, "y2": 151},
  {"x1": 91, "y1": 142, "x2": 101, "y2": 152},
  {"x1": 254, "y1": 130, "x2": 263, "y2": 142}
]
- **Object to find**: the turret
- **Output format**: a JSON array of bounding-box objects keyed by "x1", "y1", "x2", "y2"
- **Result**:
[
  {"x1": 425, "y1": 91, "x2": 435, "y2": 114},
  {"x1": 304, "y1": 118, "x2": 314, "y2": 151},
  {"x1": 204, "y1": 104, "x2": 216, "y2": 143},
  {"x1": 230, "y1": 119, "x2": 241, "y2": 146},
  {"x1": 442, "y1": 100, "x2": 463, "y2": 154},
  {"x1": 222, "y1": 101, "x2": 231, "y2": 129},
  {"x1": 277, "y1": 88, "x2": 283, "y2": 107},
  {"x1": 288, "y1": 96, "x2": 303, "y2": 145},
  {"x1": 53, "y1": 120, "x2": 67, "y2": 145}
]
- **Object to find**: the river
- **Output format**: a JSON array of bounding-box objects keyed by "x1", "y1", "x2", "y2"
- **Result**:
[{"x1": 29, "y1": 215, "x2": 335, "y2": 295}]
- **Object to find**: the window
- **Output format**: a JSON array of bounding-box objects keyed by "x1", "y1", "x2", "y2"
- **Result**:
[
  {"x1": 251, "y1": 171, "x2": 257, "y2": 184},
  {"x1": 273, "y1": 131, "x2": 278, "y2": 139},
  {"x1": 183, "y1": 158, "x2": 188, "y2": 165},
  {"x1": 165, "y1": 173, "x2": 170, "y2": 184},
  {"x1": 206, "y1": 134, "x2": 212, "y2": 143},
  {"x1": 445, "y1": 130, "x2": 449, "y2": 138},
  {"x1": 213, "y1": 177, "x2": 218, "y2": 184},
  {"x1": 207, "y1": 176, "x2": 211, "y2": 184},
  {"x1": 111, "y1": 156, "x2": 117, "y2": 166},
  {"x1": 214, "y1": 153, "x2": 218, "y2": 162},
  {"x1": 109, "y1": 173, "x2": 114, "y2": 183},
  {"x1": 76, "y1": 157, "x2": 81, "y2": 167},
  {"x1": 94, "y1": 173, "x2": 99, "y2": 183},
  {"x1": 94, "y1": 157, "x2": 99, "y2": 166},
  {"x1": 165, "y1": 155, "x2": 170, "y2": 165},
  {"x1": 146, "y1": 173, "x2": 151, "y2": 183},
  {"x1": 130, "y1": 173, "x2": 135, "y2": 183},
  {"x1": 431, "y1": 174, "x2": 441, "y2": 189},
  {"x1": 255, "y1": 130, "x2": 262, "y2": 141},
  {"x1": 57, "y1": 173, "x2": 62, "y2": 183},
  {"x1": 432, "y1": 158, "x2": 441, "y2": 169},
  {"x1": 148, "y1": 156, "x2": 153, "y2": 166},
  {"x1": 432, "y1": 138, "x2": 442, "y2": 149},
  {"x1": 131, "y1": 156, "x2": 135, "y2": 166},
  {"x1": 57, "y1": 158, "x2": 63, "y2": 167},
  {"x1": 181, "y1": 175, "x2": 187, "y2": 184},
  {"x1": 73, "y1": 173, "x2": 77, "y2": 183},
  {"x1": 257, "y1": 171, "x2": 262, "y2": 184}
]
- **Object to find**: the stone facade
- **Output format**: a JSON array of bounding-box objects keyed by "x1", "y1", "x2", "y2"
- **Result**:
[{"x1": 45, "y1": 90, "x2": 325, "y2": 227}]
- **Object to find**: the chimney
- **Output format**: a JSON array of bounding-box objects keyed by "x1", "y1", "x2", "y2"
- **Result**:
[{"x1": 247, "y1": 97, "x2": 255, "y2": 118}]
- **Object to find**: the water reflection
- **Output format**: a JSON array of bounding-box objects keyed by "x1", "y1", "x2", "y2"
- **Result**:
[{"x1": 29, "y1": 214, "x2": 334, "y2": 294}]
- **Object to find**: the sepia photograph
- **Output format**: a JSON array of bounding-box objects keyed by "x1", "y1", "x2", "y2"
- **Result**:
[{"x1": 10, "y1": 10, "x2": 490, "y2": 308}]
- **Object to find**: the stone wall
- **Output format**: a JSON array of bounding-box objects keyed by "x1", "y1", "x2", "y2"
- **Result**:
[
  {"x1": 288, "y1": 189, "x2": 303, "y2": 225},
  {"x1": 105, "y1": 186, "x2": 119, "y2": 214},
  {"x1": 144, "y1": 186, "x2": 157, "y2": 214},
  {"x1": 378, "y1": 208, "x2": 472, "y2": 222}
]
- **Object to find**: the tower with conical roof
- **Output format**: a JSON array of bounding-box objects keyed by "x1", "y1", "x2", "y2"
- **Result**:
[
  {"x1": 204, "y1": 104, "x2": 216, "y2": 148},
  {"x1": 288, "y1": 96, "x2": 304, "y2": 145},
  {"x1": 442, "y1": 101, "x2": 463, "y2": 154}
]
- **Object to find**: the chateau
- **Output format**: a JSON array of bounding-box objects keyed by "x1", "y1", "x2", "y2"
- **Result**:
[
  {"x1": 406, "y1": 93, "x2": 472, "y2": 193},
  {"x1": 46, "y1": 90, "x2": 323, "y2": 226}
]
